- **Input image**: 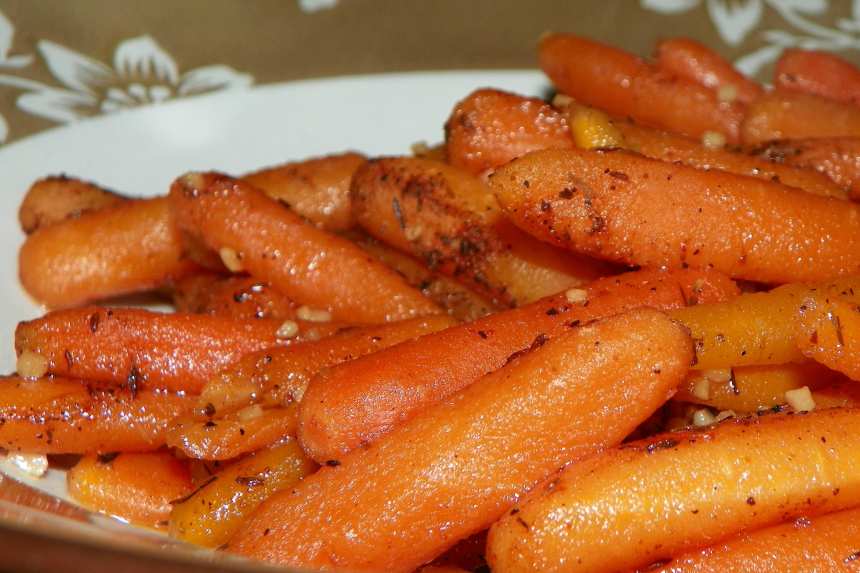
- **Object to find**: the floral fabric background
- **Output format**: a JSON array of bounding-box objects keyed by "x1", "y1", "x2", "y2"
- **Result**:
[{"x1": 0, "y1": 0, "x2": 858, "y2": 146}]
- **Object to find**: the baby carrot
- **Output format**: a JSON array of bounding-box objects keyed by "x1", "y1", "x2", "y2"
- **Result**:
[
  {"x1": 298, "y1": 267, "x2": 735, "y2": 463},
  {"x1": 539, "y1": 34, "x2": 744, "y2": 143},
  {"x1": 172, "y1": 273, "x2": 299, "y2": 321},
  {"x1": 774, "y1": 48, "x2": 860, "y2": 107},
  {"x1": 795, "y1": 291, "x2": 860, "y2": 381},
  {"x1": 18, "y1": 175, "x2": 125, "y2": 234},
  {"x1": 229, "y1": 309, "x2": 693, "y2": 572},
  {"x1": 169, "y1": 172, "x2": 439, "y2": 323},
  {"x1": 741, "y1": 91, "x2": 860, "y2": 145},
  {"x1": 491, "y1": 147, "x2": 860, "y2": 284}
]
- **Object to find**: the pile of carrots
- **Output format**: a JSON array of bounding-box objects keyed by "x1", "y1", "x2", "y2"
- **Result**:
[{"x1": 9, "y1": 34, "x2": 860, "y2": 572}]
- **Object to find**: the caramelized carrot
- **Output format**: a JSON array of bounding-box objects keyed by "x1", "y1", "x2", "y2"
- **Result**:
[
  {"x1": 298, "y1": 268, "x2": 736, "y2": 463},
  {"x1": 0, "y1": 376, "x2": 191, "y2": 454},
  {"x1": 540, "y1": 34, "x2": 744, "y2": 143},
  {"x1": 229, "y1": 309, "x2": 693, "y2": 571},
  {"x1": 242, "y1": 152, "x2": 365, "y2": 232},
  {"x1": 741, "y1": 91, "x2": 860, "y2": 145},
  {"x1": 488, "y1": 408, "x2": 860, "y2": 573},
  {"x1": 492, "y1": 147, "x2": 860, "y2": 284},
  {"x1": 18, "y1": 175, "x2": 125, "y2": 234},
  {"x1": 654, "y1": 38, "x2": 762, "y2": 105},
  {"x1": 169, "y1": 172, "x2": 439, "y2": 323},
  {"x1": 445, "y1": 88, "x2": 572, "y2": 175},
  {"x1": 796, "y1": 291, "x2": 860, "y2": 381},
  {"x1": 15, "y1": 307, "x2": 339, "y2": 393},
  {"x1": 67, "y1": 452, "x2": 193, "y2": 528},
  {"x1": 172, "y1": 273, "x2": 299, "y2": 320},
  {"x1": 774, "y1": 48, "x2": 860, "y2": 107},
  {"x1": 19, "y1": 198, "x2": 196, "y2": 308}
]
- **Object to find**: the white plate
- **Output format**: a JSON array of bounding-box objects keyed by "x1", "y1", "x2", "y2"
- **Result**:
[{"x1": 0, "y1": 70, "x2": 546, "y2": 507}]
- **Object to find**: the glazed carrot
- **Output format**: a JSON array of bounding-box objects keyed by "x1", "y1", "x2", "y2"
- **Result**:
[
  {"x1": 741, "y1": 91, "x2": 860, "y2": 145},
  {"x1": 15, "y1": 307, "x2": 340, "y2": 393},
  {"x1": 0, "y1": 376, "x2": 192, "y2": 454},
  {"x1": 169, "y1": 172, "x2": 439, "y2": 323},
  {"x1": 242, "y1": 152, "x2": 365, "y2": 231},
  {"x1": 167, "y1": 406, "x2": 297, "y2": 460},
  {"x1": 351, "y1": 157, "x2": 611, "y2": 306},
  {"x1": 653, "y1": 506, "x2": 860, "y2": 572},
  {"x1": 654, "y1": 37, "x2": 763, "y2": 105},
  {"x1": 750, "y1": 137, "x2": 860, "y2": 200},
  {"x1": 812, "y1": 378, "x2": 860, "y2": 409},
  {"x1": 774, "y1": 48, "x2": 860, "y2": 107},
  {"x1": 169, "y1": 440, "x2": 316, "y2": 547},
  {"x1": 19, "y1": 198, "x2": 197, "y2": 308},
  {"x1": 487, "y1": 408, "x2": 860, "y2": 573},
  {"x1": 229, "y1": 309, "x2": 693, "y2": 571},
  {"x1": 796, "y1": 291, "x2": 860, "y2": 381},
  {"x1": 298, "y1": 268, "x2": 735, "y2": 463},
  {"x1": 444, "y1": 88, "x2": 572, "y2": 175},
  {"x1": 67, "y1": 452, "x2": 193, "y2": 528},
  {"x1": 492, "y1": 147, "x2": 860, "y2": 284},
  {"x1": 18, "y1": 175, "x2": 126, "y2": 234},
  {"x1": 199, "y1": 315, "x2": 456, "y2": 414},
  {"x1": 420, "y1": 567, "x2": 471, "y2": 573},
  {"x1": 430, "y1": 532, "x2": 489, "y2": 572},
  {"x1": 539, "y1": 34, "x2": 744, "y2": 143},
  {"x1": 172, "y1": 273, "x2": 299, "y2": 320}
]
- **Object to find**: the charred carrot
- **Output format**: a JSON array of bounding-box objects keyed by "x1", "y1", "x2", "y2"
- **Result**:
[
  {"x1": 492, "y1": 148, "x2": 860, "y2": 284},
  {"x1": 67, "y1": 452, "x2": 193, "y2": 528},
  {"x1": 18, "y1": 175, "x2": 126, "y2": 234},
  {"x1": 741, "y1": 91, "x2": 860, "y2": 145},
  {"x1": 539, "y1": 34, "x2": 744, "y2": 143},
  {"x1": 229, "y1": 309, "x2": 693, "y2": 571},
  {"x1": 169, "y1": 172, "x2": 439, "y2": 323},
  {"x1": 774, "y1": 48, "x2": 860, "y2": 107},
  {"x1": 444, "y1": 88, "x2": 572, "y2": 175},
  {"x1": 0, "y1": 376, "x2": 191, "y2": 454},
  {"x1": 654, "y1": 37, "x2": 763, "y2": 105},
  {"x1": 298, "y1": 268, "x2": 736, "y2": 463},
  {"x1": 172, "y1": 273, "x2": 299, "y2": 321},
  {"x1": 15, "y1": 307, "x2": 340, "y2": 393},
  {"x1": 487, "y1": 408, "x2": 860, "y2": 573}
]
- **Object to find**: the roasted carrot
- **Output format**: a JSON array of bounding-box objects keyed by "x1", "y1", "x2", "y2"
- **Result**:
[
  {"x1": 653, "y1": 506, "x2": 860, "y2": 573},
  {"x1": 15, "y1": 307, "x2": 340, "y2": 393},
  {"x1": 199, "y1": 315, "x2": 455, "y2": 415},
  {"x1": 67, "y1": 452, "x2": 193, "y2": 528},
  {"x1": 539, "y1": 34, "x2": 744, "y2": 143},
  {"x1": 169, "y1": 172, "x2": 439, "y2": 323},
  {"x1": 229, "y1": 309, "x2": 693, "y2": 571},
  {"x1": 492, "y1": 147, "x2": 860, "y2": 284},
  {"x1": 750, "y1": 137, "x2": 860, "y2": 200},
  {"x1": 172, "y1": 273, "x2": 299, "y2": 321},
  {"x1": 796, "y1": 291, "x2": 860, "y2": 381},
  {"x1": 774, "y1": 48, "x2": 860, "y2": 107},
  {"x1": 241, "y1": 152, "x2": 365, "y2": 232},
  {"x1": 654, "y1": 37, "x2": 763, "y2": 105},
  {"x1": 169, "y1": 440, "x2": 316, "y2": 547},
  {"x1": 298, "y1": 267, "x2": 736, "y2": 463},
  {"x1": 19, "y1": 198, "x2": 197, "y2": 308},
  {"x1": 444, "y1": 88, "x2": 572, "y2": 175},
  {"x1": 487, "y1": 408, "x2": 860, "y2": 573},
  {"x1": 0, "y1": 376, "x2": 192, "y2": 454},
  {"x1": 351, "y1": 157, "x2": 611, "y2": 306},
  {"x1": 18, "y1": 175, "x2": 126, "y2": 234},
  {"x1": 741, "y1": 91, "x2": 860, "y2": 145}
]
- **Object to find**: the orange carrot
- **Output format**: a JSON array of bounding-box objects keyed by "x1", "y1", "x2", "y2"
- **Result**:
[
  {"x1": 796, "y1": 291, "x2": 860, "y2": 381},
  {"x1": 169, "y1": 172, "x2": 439, "y2": 323},
  {"x1": 445, "y1": 88, "x2": 572, "y2": 175},
  {"x1": 15, "y1": 307, "x2": 339, "y2": 393},
  {"x1": 539, "y1": 34, "x2": 744, "y2": 143},
  {"x1": 741, "y1": 91, "x2": 860, "y2": 145},
  {"x1": 18, "y1": 175, "x2": 126, "y2": 234},
  {"x1": 492, "y1": 147, "x2": 860, "y2": 284},
  {"x1": 229, "y1": 309, "x2": 693, "y2": 571},
  {"x1": 774, "y1": 48, "x2": 860, "y2": 107},
  {"x1": 488, "y1": 408, "x2": 860, "y2": 573},
  {"x1": 18, "y1": 198, "x2": 197, "y2": 308},
  {"x1": 172, "y1": 273, "x2": 299, "y2": 321},
  {"x1": 654, "y1": 37, "x2": 763, "y2": 105},
  {"x1": 0, "y1": 376, "x2": 192, "y2": 454},
  {"x1": 67, "y1": 452, "x2": 193, "y2": 528},
  {"x1": 298, "y1": 268, "x2": 736, "y2": 463}
]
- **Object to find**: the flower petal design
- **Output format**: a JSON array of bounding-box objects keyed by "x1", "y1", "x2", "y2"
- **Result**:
[
  {"x1": 0, "y1": 9, "x2": 32, "y2": 68},
  {"x1": 16, "y1": 87, "x2": 97, "y2": 123},
  {"x1": 37, "y1": 40, "x2": 114, "y2": 95},
  {"x1": 177, "y1": 65, "x2": 253, "y2": 96},
  {"x1": 768, "y1": 0, "x2": 826, "y2": 14},
  {"x1": 734, "y1": 43, "x2": 783, "y2": 76},
  {"x1": 707, "y1": 0, "x2": 764, "y2": 46},
  {"x1": 298, "y1": 0, "x2": 340, "y2": 12},
  {"x1": 0, "y1": 112, "x2": 7, "y2": 144},
  {"x1": 640, "y1": 0, "x2": 701, "y2": 13},
  {"x1": 113, "y1": 35, "x2": 179, "y2": 85}
]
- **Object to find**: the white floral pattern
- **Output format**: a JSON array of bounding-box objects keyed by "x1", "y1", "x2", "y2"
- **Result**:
[
  {"x1": 642, "y1": 0, "x2": 860, "y2": 75},
  {"x1": 0, "y1": 9, "x2": 33, "y2": 143},
  {"x1": 298, "y1": 0, "x2": 340, "y2": 12}
]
